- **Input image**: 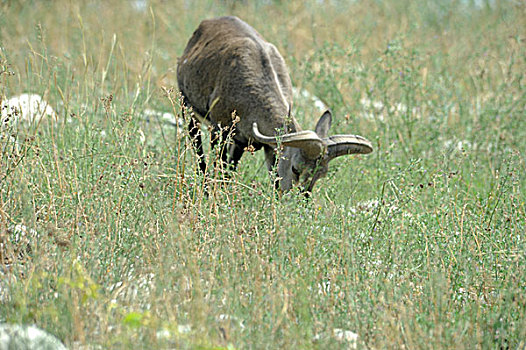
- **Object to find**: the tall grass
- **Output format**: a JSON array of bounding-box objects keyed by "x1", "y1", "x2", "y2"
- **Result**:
[{"x1": 1, "y1": 0, "x2": 525, "y2": 349}]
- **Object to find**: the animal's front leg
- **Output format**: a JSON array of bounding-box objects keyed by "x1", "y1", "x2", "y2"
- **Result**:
[
  {"x1": 188, "y1": 117, "x2": 207, "y2": 174},
  {"x1": 228, "y1": 141, "x2": 246, "y2": 171},
  {"x1": 211, "y1": 126, "x2": 246, "y2": 174},
  {"x1": 264, "y1": 146, "x2": 279, "y2": 190}
]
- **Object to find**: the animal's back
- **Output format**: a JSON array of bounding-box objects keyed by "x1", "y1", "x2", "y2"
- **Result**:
[{"x1": 177, "y1": 16, "x2": 294, "y2": 139}]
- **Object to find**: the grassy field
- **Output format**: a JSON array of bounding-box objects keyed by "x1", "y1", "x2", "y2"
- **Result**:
[{"x1": 1, "y1": 0, "x2": 525, "y2": 349}]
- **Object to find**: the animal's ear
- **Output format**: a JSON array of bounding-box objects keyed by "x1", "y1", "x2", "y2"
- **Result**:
[{"x1": 315, "y1": 110, "x2": 332, "y2": 139}]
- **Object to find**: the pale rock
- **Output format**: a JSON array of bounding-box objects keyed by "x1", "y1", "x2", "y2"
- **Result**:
[
  {"x1": 0, "y1": 324, "x2": 67, "y2": 350},
  {"x1": 1, "y1": 94, "x2": 57, "y2": 125}
]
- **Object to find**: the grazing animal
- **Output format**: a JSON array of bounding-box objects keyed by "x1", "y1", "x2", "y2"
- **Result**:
[{"x1": 177, "y1": 16, "x2": 372, "y2": 194}]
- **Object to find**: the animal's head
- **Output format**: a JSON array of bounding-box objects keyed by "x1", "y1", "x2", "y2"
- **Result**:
[{"x1": 253, "y1": 110, "x2": 373, "y2": 195}]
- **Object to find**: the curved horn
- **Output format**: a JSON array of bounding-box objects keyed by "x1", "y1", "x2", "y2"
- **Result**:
[
  {"x1": 252, "y1": 123, "x2": 325, "y2": 159},
  {"x1": 325, "y1": 134, "x2": 373, "y2": 160}
]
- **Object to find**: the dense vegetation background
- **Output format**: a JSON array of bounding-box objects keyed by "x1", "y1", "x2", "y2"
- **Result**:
[{"x1": 1, "y1": 0, "x2": 524, "y2": 348}]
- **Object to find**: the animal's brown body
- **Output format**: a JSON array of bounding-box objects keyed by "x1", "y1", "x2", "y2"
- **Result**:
[{"x1": 178, "y1": 16, "x2": 372, "y2": 194}]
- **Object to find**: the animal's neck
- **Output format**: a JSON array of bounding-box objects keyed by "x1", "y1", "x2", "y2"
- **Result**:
[{"x1": 284, "y1": 117, "x2": 301, "y2": 133}]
